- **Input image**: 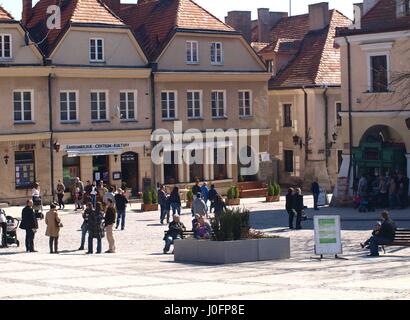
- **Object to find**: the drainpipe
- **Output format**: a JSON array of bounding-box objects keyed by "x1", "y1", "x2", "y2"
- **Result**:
[
  {"x1": 345, "y1": 36, "x2": 354, "y2": 192},
  {"x1": 48, "y1": 73, "x2": 55, "y2": 200},
  {"x1": 302, "y1": 87, "x2": 309, "y2": 161},
  {"x1": 323, "y1": 86, "x2": 329, "y2": 168},
  {"x1": 150, "y1": 63, "x2": 157, "y2": 189}
]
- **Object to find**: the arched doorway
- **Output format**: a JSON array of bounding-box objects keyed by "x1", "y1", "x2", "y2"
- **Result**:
[
  {"x1": 121, "y1": 152, "x2": 139, "y2": 196},
  {"x1": 353, "y1": 125, "x2": 406, "y2": 178}
]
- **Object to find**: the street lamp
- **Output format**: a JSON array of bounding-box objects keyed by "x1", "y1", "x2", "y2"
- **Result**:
[{"x1": 3, "y1": 155, "x2": 9, "y2": 165}]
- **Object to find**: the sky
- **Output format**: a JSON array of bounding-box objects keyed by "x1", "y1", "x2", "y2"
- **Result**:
[{"x1": 3, "y1": 0, "x2": 356, "y2": 20}]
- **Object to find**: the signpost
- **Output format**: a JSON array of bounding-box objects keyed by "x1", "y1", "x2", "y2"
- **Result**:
[{"x1": 312, "y1": 215, "x2": 346, "y2": 260}]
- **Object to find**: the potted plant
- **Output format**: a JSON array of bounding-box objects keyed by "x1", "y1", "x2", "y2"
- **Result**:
[
  {"x1": 141, "y1": 187, "x2": 159, "y2": 212},
  {"x1": 226, "y1": 186, "x2": 240, "y2": 206},
  {"x1": 266, "y1": 182, "x2": 281, "y2": 202},
  {"x1": 174, "y1": 207, "x2": 290, "y2": 264},
  {"x1": 186, "y1": 188, "x2": 193, "y2": 208},
  {"x1": 273, "y1": 182, "x2": 281, "y2": 202}
]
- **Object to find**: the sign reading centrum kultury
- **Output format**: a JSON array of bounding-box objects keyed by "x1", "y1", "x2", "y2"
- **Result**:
[{"x1": 313, "y1": 215, "x2": 342, "y2": 256}]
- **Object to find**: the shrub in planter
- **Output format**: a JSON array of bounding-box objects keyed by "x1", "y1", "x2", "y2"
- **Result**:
[
  {"x1": 226, "y1": 186, "x2": 240, "y2": 205},
  {"x1": 142, "y1": 188, "x2": 159, "y2": 211},
  {"x1": 211, "y1": 207, "x2": 250, "y2": 241},
  {"x1": 186, "y1": 189, "x2": 193, "y2": 208},
  {"x1": 266, "y1": 182, "x2": 281, "y2": 202}
]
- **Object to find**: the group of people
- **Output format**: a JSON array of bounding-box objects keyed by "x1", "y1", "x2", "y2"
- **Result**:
[
  {"x1": 161, "y1": 180, "x2": 227, "y2": 254},
  {"x1": 17, "y1": 179, "x2": 130, "y2": 254},
  {"x1": 285, "y1": 187, "x2": 306, "y2": 230},
  {"x1": 355, "y1": 172, "x2": 409, "y2": 211}
]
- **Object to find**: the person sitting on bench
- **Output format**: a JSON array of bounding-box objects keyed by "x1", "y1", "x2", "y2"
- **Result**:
[
  {"x1": 163, "y1": 214, "x2": 186, "y2": 254},
  {"x1": 361, "y1": 211, "x2": 396, "y2": 257}
]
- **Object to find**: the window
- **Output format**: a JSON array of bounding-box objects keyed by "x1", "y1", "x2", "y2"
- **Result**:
[
  {"x1": 212, "y1": 91, "x2": 226, "y2": 118},
  {"x1": 15, "y1": 152, "x2": 35, "y2": 189},
  {"x1": 187, "y1": 91, "x2": 202, "y2": 119},
  {"x1": 266, "y1": 60, "x2": 274, "y2": 73},
  {"x1": 213, "y1": 148, "x2": 228, "y2": 180},
  {"x1": 186, "y1": 41, "x2": 199, "y2": 64},
  {"x1": 338, "y1": 150, "x2": 343, "y2": 174},
  {"x1": 370, "y1": 55, "x2": 388, "y2": 92},
  {"x1": 284, "y1": 150, "x2": 294, "y2": 173},
  {"x1": 397, "y1": 0, "x2": 410, "y2": 17},
  {"x1": 283, "y1": 104, "x2": 292, "y2": 127},
  {"x1": 14, "y1": 91, "x2": 32, "y2": 123},
  {"x1": 60, "y1": 91, "x2": 77, "y2": 122},
  {"x1": 161, "y1": 91, "x2": 177, "y2": 120},
  {"x1": 120, "y1": 91, "x2": 137, "y2": 120},
  {"x1": 90, "y1": 38, "x2": 104, "y2": 62},
  {"x1": 0, "y1": 34, "x2": 11, "y2": 59},
  {"x1": 91, "y1": 91, "x2": 108, "y2": 121},
  {"x1": 336, "y1": 102, "x2": 342, "y2": 127},
  {"x1": 211, "y1": 42, "x2": 223, "y2": 64},
  {"x1": 239, "y1": 91, "x2": 252, "y2": 117}
]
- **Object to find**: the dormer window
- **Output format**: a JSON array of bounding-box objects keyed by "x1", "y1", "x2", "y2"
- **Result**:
[
  {"x1": 90, "y1": 38, "x2": 104, "y2": 62},
  {"x1": 0, "y1": 34, "x2": 12, "y2": 59},
  {"x1": 186, "y1": 41, "x2": 199, "y2": 64}
]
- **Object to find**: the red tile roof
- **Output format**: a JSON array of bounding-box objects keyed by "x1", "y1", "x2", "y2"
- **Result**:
[
  {"x1": 269, "y1": 10, "x2": 351, "y2": 88},
  {"x1": 0, "y1": 5, "x2": 14, "y2": 21},
  {"x1": 119, "y1": 0, "x2": 235, "y2": 61},
  {"x1": 25, "y1": 0, "x2": 125, "y2": 56},
  {"x1": 338, "y1": 0, "x2": 410, "y2": 36}
]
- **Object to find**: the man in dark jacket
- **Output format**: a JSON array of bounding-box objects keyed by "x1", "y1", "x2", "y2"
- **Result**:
[
  {"x1": 20, "y1": 200, "x2": 38, "y2": 252},
  {"x1": 293, "y1": 188, "x2": 305, "y2": 230},
  {"x1": 285, "y1": 188, "x2": 295, "y2": 229},
  {"x1": 163, "y1": 214, "x2": 186, "y2": 254},
  {"x1": 208, "y1": 184, "x2": 218, "y2": 213},
  {"x1": 158, "y1": 185, "x2": 167, "y2": 224},
  {"x1": 191, "y1": 180, "x2": 201, "y2": 196},
  {"x1": 114, "y1": 189, "x2": 129, "y2": 230},
  {"x1": 311, "y1": 179, "x2": 320, "y2": 210},
  {"x1": 367, "y1": 211, "x2": 396, "y2": 257}
]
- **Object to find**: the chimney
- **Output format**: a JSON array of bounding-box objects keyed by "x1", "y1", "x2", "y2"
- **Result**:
[
  {"x1": 225, "y1": 11, "x2": 252, "y2": 43},
  {"x1": 102, "y1": 0, "x2": 121, "y2": 14},
  {"x1": 257, "y1": 8, "x2": 271, "y2": 43},
  {"x1": 21, "y1": 0, "x2": 32, "y2": 25},
  {"x1": 308, "y1": 2, "x2": 330, "y2": 31},
  {"x1": 352, "y1": 3, "x2": 363, "y2": 29}
]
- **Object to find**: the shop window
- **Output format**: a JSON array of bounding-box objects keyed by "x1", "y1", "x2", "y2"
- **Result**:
[
  {"x1": 164, "y1": 151, "x2": 179, "y2": 184},
  {"x1": 213, "y1": 148, "x2": 228, "y2": 180},
  {"x1": 189, "y1": 150, "x2": 204, "y2": 182},
  {"x1": 15, "y1": 151, "x2": 35, "y2": 189},
  {"x1": 63, "y1": 156, "x2": 80, "y2": 192}
]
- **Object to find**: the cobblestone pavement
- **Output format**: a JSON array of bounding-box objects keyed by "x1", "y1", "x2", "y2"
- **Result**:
[{"x1": 1, "y1": 196, "x2": 410, "y2": 300}]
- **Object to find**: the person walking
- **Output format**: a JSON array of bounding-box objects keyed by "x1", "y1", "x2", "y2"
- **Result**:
[
  {"x1": 201, "y1": 182, "x2": 209, "y2": 212},
  {"x1": 32, "y1": 182, "x2": 43, "y2": 219},
  {"x1": 311, "y1": 179, "x2": 320, "y2": 211},
  {"x1": 192, "y1": 192, "x2": 207, "y2": 218},
  {"x1": 293, "y1": 188, "x2": 305, "y2": 230},
  {"x1": 20, "y1": 200, "x2": 38, "y2": 252},
  {"x1": 56, "y1": 180, "x2": 66, "y2": 210},
  {"x1": 87, "y1": 202, "x2": 105, "y2": 254},
  {"x1": 74, "y1": 177, "x2": 85, "y2": 211},
  {"x1": 158, "y1": 185, "x2": 168, "y2": 224},
  {"x1": 286, "y1": 188, "x2": 295, "y2": 229},
  {"x1": 97, "y1": 181, "x2": 107, "y2": 203},
  {"x1": 169, "y1": 187, "x2": 181, "y2": 216},
  {"x1": 45, "y1": 203, "x2": 62, "y2": 254},
  {"x1": 105, "y1": 199, "x2": 116, "y2": 253},
  {"x1": 90, "y1": 181, "x2": 98, "y2": 208},
  {"x1": 78, "y1": 202, "x2": 92, "y2": 251},
  {"x1": 103, "y1": 187, "x2": 116, "y2": 210},
  {"x1": 192, "y1": 180, "x2": 201, "y2": 196},
  {"x1": 213, "y1": 194, "x2": 226, "y2": 226},
  {"x1": 0, "y1": 209, "x2": 7, "y2": 248},
  {"x1": 208, "y1": 184, "x2": 218, "y2": 213},
  {"x1": 114, "y1": 189, "x2": 128, "y2": 230}
]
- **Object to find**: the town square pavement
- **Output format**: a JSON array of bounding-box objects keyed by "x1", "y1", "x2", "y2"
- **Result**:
[{"x1": 1, "y1": 196, "x2": 410, "y2": 300}]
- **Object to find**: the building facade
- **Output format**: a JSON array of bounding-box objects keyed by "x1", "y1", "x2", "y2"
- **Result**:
[{"x1": 334, "y1": 0, "x2": 410, "y2": 201}]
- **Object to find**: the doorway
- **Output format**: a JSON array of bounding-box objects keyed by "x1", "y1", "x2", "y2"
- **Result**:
[
  {"x1": 93, "y1": 155, "x2": 109, "y2": 184},
  {"x1": 121, "y1": 152, "x2": 139, "y2": 196}
]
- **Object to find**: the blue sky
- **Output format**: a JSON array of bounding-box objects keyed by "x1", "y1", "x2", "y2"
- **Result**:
[{"x1": 3, "y1": 0, "x2": 356, "y2": 20}]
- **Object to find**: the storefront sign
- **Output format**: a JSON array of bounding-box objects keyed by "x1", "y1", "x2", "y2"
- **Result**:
[
  {"x1": 63, "y1": 142, "x2": 148, "y2": 157},
  {"x1": 313, "y1": 215, "x2": 342, "y2": 256}
]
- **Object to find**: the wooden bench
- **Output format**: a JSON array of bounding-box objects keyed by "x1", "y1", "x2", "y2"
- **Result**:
[
  {"x1": 382, "y1": 229, "x2": 410, "y2": 253},
  {"x1": 164, "y1": 230, "x2": 195, "y2": 238}
]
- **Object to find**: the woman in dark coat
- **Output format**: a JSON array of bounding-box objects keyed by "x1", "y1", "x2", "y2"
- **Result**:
[
  {"x1": 286, "y1": 188, "x2": 295, "y2": 229},
  {"x1": 87, "y1": 202, "x2": 105, "y2": 254},
  {"x1": 213, "y1": 194, "x2": 226, "y2": 226},
  {"x1": 293, "y1": 188, "x2": 305, "y2": 230},
  {"x1": 169, "y1": 187, "x2": 181, "y2": 216}
]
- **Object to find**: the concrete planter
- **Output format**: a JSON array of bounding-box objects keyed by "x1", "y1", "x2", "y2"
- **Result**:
[
  {"x1": 174, "y1": 237, "x2": 290, "y2": 264},
  {"x1": 226, "y1": 198, "x2": 240, "y2": 206},
  {"x1": 141, "y1": 203, "x2": 159, "y2": 212}
]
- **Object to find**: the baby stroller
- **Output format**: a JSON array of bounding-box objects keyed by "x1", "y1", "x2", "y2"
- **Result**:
[{"x1": 6, "y1": 216, "x2": 20, "y2": 247}]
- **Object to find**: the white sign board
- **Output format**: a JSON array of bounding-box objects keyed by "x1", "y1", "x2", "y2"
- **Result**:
[
  {"x1": 314, "y1": 215, "x2": 342, "y2": 256},
  {"x1": 317, "y1": 188, "x2": 328, "y2": 206}
]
